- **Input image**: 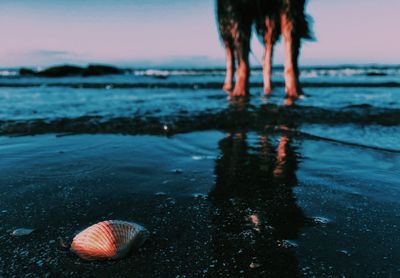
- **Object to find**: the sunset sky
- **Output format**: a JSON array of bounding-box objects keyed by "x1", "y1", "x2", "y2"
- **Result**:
[{"x1": 0, "y1": 0, "x2": 399, "y2": 67}]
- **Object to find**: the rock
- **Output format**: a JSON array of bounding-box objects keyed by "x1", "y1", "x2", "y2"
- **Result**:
[
  {"x1": 83, "y1": 65, "x2": 123, "y2": 76},
  {"x1": 19, "y1": 68, "x2": 37, "y2": 76},
  {"x1": 22, "y1": 64, "x2": 125, "y2": 78},
  {"x1": 250, "y1": 262, "x2": 261, "y2": 269},
  {"x1": 11, "y1": 228, "x2": 35, "y2": 236},
  {"x1": 37, "y1": 65, "x2": 83, "y2": 77}
]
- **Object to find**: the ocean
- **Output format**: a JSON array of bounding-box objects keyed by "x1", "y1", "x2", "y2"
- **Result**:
[{"x1": 0, "y1": 65, "x2": 399, "y2": 277}]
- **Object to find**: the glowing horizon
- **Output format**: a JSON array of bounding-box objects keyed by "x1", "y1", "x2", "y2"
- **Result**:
[{"x1": 0, "y1": 0, "x2": 399, "y2": 67}]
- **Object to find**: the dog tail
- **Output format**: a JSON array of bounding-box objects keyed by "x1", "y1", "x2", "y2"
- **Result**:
[
  {"x1": 254, "y1": 0, "x2": 315, "y2": 42},
  {"x1": 300, "y1": 14, "x2": 314, "y2": 41},
  {"x1": 298, "y1": 0, "x2": 314, "y2": 41}
]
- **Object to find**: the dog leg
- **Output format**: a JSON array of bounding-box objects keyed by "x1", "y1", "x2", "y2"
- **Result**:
[
  {"x1": 233, "y1": 59, "x2": 249, "y2": 97},
  {"x1": 281, "y1": 14, "x2": 302, "y2": 98},
  {"x1": 232, "y1": 29, "x2": 251, "y2": 97},
  {"x1": 223, "y1": 42, "x2": 235, "y2": 93},
  {"x1": 263, "y1": 17, "x2": 277, "y2": 95}
]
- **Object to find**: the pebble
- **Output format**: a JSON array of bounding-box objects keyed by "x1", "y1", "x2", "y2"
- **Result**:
[
  {"x1": 250, "y1": 262, "x2": 261, "y2": 269},
  {"x1": 11, "y1": 228, "x2": 35, "y2": 236},
  {"x1": 155, "y1": 192, "x2": 167, "y2": 196},
  {"x1": 337, "y1": 249, "x2": 351, "y2": 256},
  {"x1": 313, "y1": 216, "x2": 331, "y2": 225}
]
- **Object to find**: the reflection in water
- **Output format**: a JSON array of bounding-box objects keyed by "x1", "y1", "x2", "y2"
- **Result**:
[
  {"x1": 227, "y1": 95, "x2": 251, "y2": 111},
  {"x1": 209, "y1": 127, "x2": 305, "y2": 276}
]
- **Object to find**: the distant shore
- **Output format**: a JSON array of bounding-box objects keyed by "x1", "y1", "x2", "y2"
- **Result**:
[
  {"x1": 18, "y1": 64, "x2": 124, "y2": 77},
  {"x1": 4, "y1": 63, "x2": 399, "y2": 78}
]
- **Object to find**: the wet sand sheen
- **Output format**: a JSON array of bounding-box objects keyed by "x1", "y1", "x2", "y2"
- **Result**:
[{"x1": 1, "y1": 132, "x2": 399, "y2": 277}]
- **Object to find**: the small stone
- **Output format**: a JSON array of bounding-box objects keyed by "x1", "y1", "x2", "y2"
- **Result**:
[
  {"x1": 312, "y1": 216, "x2": 331, "y2": 225},
  {"x1": 59, "y1": 238, "x2": 68, "y2": 249},
  {"x1": 11, "y1": 228, "x2": 35, "y2": 236},
  {"x1": 281, "y1": 240, "x2": 299, "y2": 248},
  {"x1": 155, "y1": 192, "x2": 167, "y2": 196},
  {"x1": 337, "y1": 249, "x2": 351, "y2": 256},
  {"x1": 250, "y1": 262, "x2": 261, "y2": 269}
]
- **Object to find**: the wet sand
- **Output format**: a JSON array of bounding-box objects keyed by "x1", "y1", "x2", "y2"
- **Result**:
[{"x1": 0, "y1": 130, "x2": 399, "y2": 277}]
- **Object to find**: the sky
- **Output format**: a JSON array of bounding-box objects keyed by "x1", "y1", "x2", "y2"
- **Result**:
[{"x1": 0, "y1": 0, "x2": 399, "y2": 67}]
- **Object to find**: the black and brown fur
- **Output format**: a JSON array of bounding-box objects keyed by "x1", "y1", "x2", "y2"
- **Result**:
[{"x1": 217, "y1": 0, "x2": 312, "y2": 98}]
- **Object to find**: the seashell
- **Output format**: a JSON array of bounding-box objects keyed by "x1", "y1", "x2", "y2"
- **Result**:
[{"x1": 71, "y1": 220, "x2": 149, "y2": 260}]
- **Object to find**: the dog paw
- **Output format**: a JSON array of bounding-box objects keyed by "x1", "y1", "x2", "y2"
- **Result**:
[
  {"x1": 285, "y1": 86, "x2": 303, "y2": 99},
  {"x1": 230, "y1": 88, "x2": 248, "y2": 97},
  {"x1": 223, "y1": 83, "x2": 233, "y2": 93},
  {"x1": 264, "y1": 86, "x2": 272, "y2": 95}
]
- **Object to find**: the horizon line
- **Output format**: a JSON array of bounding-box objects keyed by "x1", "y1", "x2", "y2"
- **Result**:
[{"x1": 2, "y1": 62, "x2": 400, "y2": 70}]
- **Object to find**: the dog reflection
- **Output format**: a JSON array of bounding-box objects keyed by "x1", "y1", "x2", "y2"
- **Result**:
[{"x1": 209, "y1": 130, "x2": 305, "y2": 276}]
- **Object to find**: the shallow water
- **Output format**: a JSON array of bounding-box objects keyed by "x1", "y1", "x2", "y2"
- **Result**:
[{"x1": 0, "y1": 66, "x2": 399, "y2": 277}]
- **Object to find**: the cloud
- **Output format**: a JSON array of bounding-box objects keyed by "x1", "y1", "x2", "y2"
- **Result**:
[
  {"x1": 29, "y1": 49, "x2": 79, "y2": 58},
  {"x1": 0, "y1": 49, "x2": 90, "y2": 67}
]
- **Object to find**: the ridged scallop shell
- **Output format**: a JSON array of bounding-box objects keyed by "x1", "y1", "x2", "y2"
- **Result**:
[{"x1": 71, "y1": 220, "x2": 149, "y2": 260}]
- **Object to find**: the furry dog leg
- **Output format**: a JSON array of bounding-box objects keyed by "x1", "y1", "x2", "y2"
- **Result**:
[
  {"x1": 262, "y1": 17, "x2": 279, "y2": 95},
  {"x1": 281, "y1": 13, "x2": 302, "y2": 98},
  {"x1": 232, "y1": 27, "x2": 251, "y2": 97},
  {"x1": 223, "y1": 41, "x2": 235, "y2": 92},
  {"x1": 217, "y1": 0, "x2": 253, "y2": 97}
]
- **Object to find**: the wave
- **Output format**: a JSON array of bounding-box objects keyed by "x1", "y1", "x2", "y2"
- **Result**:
[
  {"x1": 131, "y1": 66, "x2": 400, "y2": 78},
  {"x1": 0, "y1": 70, "x2": 19, "y2": 77},
  {"x1": 1, "y1": 65, "x2": 399, "y2": 78}
]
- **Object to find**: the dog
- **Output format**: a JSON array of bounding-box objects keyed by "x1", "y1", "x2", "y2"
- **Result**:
[{"x1": 217, "y1": 0, "x2": 312, "y2": 98}]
